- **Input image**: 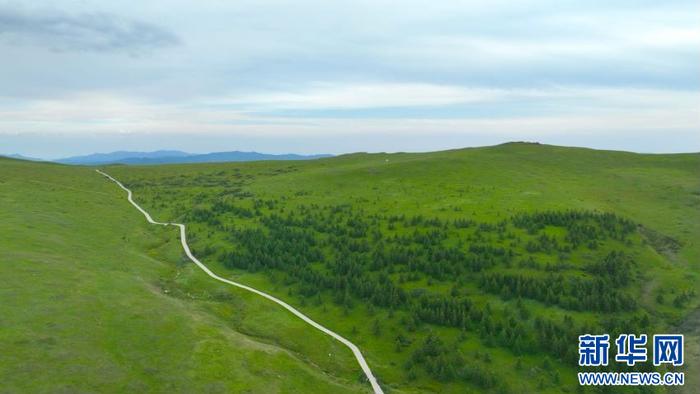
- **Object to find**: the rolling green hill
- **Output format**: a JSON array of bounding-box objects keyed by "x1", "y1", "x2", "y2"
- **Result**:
[
  {"x1": 2, "y1": 143, "x2": 698, "y2": 393},
  {"x1": 104, "y1": 142, "x2": 700, "y2": 393},
  {"x1": 0, "y1": 157, "x2": 367, "y2": 393}
]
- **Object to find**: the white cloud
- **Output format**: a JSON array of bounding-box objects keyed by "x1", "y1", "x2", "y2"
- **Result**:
[
  {"x1": 0, "y1": 86, "x2": 697, "y2": 141},
  {"x1": 635, "y1": 27, "x2": 700, "y2": 49},
  {"x1": 222, "y1": 83, "x2": 700, "y2": 112},
  {"x1": 231, "y1": 83, "x2": 505, "y2": 109}
]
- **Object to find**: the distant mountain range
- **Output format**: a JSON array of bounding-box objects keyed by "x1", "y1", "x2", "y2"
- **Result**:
[
  {"x1": 1, "y1": 153, "x2": 44, "y2": 161},
  {"x1": 53, "y1": 150, "x2": 333, "y2": 165}
]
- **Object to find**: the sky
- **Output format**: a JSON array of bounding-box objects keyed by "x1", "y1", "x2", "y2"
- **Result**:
[{"x1": 0, "y1": 0, "x2": 698, "y2": 159}]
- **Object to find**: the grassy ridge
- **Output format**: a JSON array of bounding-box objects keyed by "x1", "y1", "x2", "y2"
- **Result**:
[
  {"x1": 0, "y1": 157, "x2": 367, "y2": 393},
  {"x1": 106, "y1": 143, "x2": 700, "y2": 393}
]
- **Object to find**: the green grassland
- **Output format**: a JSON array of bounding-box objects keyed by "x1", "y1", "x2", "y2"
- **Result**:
[
  {"x1": 0, "y1": 157, "x2": 368, "y2": 393},
  {"x1": 103, "y1": 142, "x2": 700, "y2": 393},
  {"x1": 1, "y1": 143, "x2": 698, "y2": 393}
]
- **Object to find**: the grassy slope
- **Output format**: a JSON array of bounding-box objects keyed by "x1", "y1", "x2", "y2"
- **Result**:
[
  {"x1": 0, "y1": 157, "x2": 367, "y2": 393},
  {"x1": 106, "y1": 143, "x2": 700, "y2": 393}
]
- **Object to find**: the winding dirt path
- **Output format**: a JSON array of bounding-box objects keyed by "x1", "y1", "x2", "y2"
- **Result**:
[{"x1": 96, "y1": 169, "x2": 383, "y2": 394}]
